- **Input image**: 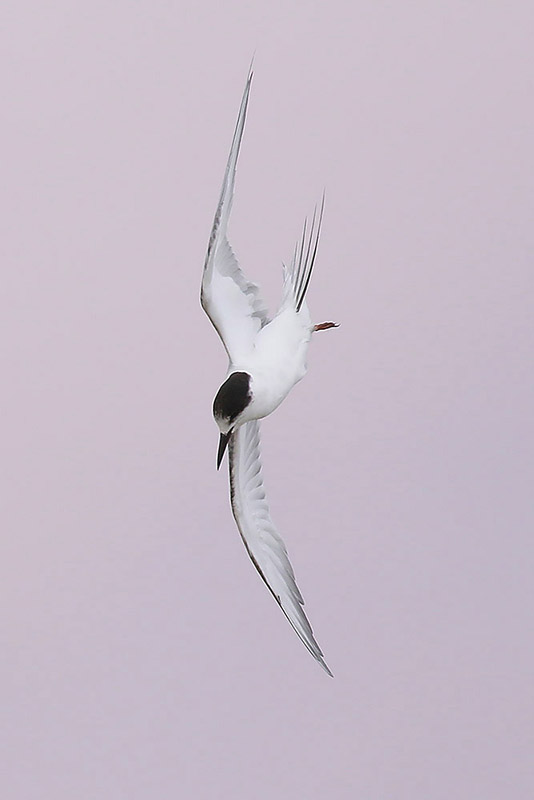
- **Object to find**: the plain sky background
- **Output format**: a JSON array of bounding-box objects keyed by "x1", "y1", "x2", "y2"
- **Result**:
[{"x1": 2, "y1": 2, "x2": 533, "y2": 798}]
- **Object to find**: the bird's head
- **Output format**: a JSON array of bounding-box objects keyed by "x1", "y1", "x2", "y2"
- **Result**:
[{"x1": 212, "y1": 371, "x2": 252, "y2": 468}]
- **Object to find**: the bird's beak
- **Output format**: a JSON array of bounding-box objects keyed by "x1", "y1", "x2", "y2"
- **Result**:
[{"x1": 217, "y1": 431, "x2": 231, "y2": 470}]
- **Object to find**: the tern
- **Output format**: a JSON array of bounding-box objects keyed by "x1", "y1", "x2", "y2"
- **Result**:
[{"x1": 201, "y1": 70, "x2": 336, "y2": 676}]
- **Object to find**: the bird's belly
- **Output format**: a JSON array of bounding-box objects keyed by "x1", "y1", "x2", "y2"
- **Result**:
[
  {"x1": 244, "y1": 350, "x2": 309, "y2": 422},
  {"x1": 235, "y1": 306, "x2": 312, "y2": 423},
  {"x1": 250, "y1": 377, "x2": 292, "y2": 419}
]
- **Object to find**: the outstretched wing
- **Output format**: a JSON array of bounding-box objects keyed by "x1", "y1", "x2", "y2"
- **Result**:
[
  {"x1": 201, "y1": 70, "x2": 269, "y2": 365},
  {"x1": 229, "y1": 420, "x2": 332, "y2": 676}
]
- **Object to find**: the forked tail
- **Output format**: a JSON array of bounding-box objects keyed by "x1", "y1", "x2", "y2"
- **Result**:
[{"x1": 284, "y1": 192, "x2": 325, "y2": 312}]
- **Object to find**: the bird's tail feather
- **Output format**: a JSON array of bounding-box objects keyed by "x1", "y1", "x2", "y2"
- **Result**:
[{"x1": 283, "y1": 192, "x2": 325, "y2": 312}]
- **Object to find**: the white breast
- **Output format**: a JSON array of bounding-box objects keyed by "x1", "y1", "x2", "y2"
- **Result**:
[{"x1": 235, "y1": 306, "x2": 312, "y2": 422}]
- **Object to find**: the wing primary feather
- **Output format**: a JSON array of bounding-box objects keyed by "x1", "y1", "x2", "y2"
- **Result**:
[
  {"x1": 209, "y1": 69, "x2": 253, "y2": 250},
  {"x1": 201, "y1": 69, "x2": 270, "y2": 364},
  {"x1": 228, "y1": 420, "x2": 333, "y2": 677}
]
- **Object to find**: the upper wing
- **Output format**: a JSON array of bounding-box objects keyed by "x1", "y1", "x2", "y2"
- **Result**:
[
  {"x1": 229, "y1": 420, "x2": 332, "y2": 676},
  {"x1": 201, "y1": 70, "x2": 269, "y2": 365}
]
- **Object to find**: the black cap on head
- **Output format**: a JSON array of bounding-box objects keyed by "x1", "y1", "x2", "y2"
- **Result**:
[{"x1": 213, "y1": 371, "x2": 252, "y2": 424}]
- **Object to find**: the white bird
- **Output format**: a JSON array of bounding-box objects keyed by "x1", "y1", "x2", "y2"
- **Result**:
[{"x1": 201, "y1": 70, "x2": 336, "y2": 676}]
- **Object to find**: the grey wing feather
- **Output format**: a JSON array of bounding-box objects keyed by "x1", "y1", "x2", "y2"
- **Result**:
[
  {"x1": 201, "y1": 70, "x2": 269, "y2": 364},
  {"x1": 229, "y1": 420, "x2": 332, "y2": 676}
]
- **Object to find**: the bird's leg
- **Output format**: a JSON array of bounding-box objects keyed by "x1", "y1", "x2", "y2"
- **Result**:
[{"x1": 313, "y1": 322, "x2": 339, "y2": 332}]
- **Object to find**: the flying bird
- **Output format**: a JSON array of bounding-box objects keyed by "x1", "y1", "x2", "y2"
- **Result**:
[{"x1": 201, "y1": 70, "x2": 336, "y2": 676}]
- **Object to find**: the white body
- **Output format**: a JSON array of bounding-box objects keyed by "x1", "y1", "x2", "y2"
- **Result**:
[
  {"x1": 233, "y1": 304, "x2": 312, "y2": 423},
  {"x1": 200, "y1": 70, "x2": 332, "y2": 676}
]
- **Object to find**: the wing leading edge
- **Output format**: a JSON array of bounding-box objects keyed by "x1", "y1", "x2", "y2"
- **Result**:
[
  {"x1": 229, "y1": 420, "x2": 332, "y2": 676},
  {"x1": 201, "y1": 70, "x2": 269, "y2": 365}
]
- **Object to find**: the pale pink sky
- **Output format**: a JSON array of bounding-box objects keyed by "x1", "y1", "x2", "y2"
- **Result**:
[{"x1": 2, "y1": 2, "x2": 533, "y2": 798}]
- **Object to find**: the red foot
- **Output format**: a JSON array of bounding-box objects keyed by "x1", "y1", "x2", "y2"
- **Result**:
[{"x1": 313, "y1": 322, "x2": 339, "y2": 332}]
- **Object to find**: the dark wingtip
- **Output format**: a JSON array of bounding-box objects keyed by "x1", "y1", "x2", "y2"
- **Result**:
[{"x1": 323, "y1": 662, "x2": 334, "y2": 678}]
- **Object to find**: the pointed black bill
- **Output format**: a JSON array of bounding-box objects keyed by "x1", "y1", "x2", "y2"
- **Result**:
[{"x1": 217, "y1": 432, "x2": 231, "y2": 470}]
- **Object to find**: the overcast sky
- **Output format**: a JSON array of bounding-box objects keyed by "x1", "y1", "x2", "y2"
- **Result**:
[{"x1": 2, "y1": 2, "x2": 533, "y2": 798}]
